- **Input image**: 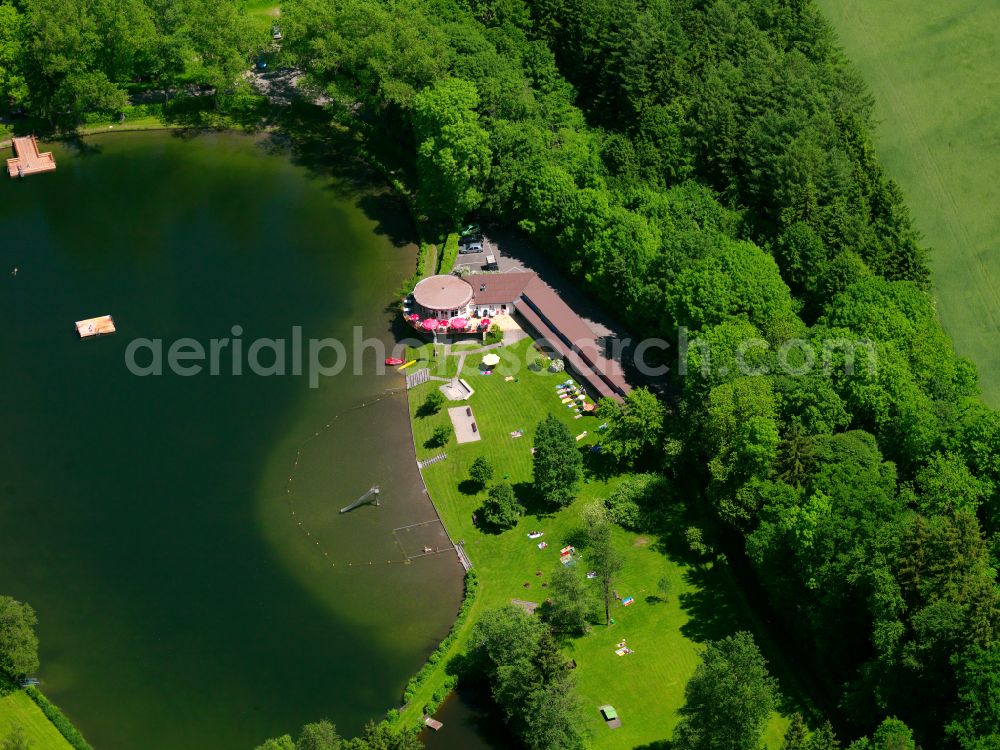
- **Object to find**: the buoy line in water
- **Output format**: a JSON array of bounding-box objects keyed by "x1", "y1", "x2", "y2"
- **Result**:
[{"x1": 283, "y1": 388, "x2": 448, "y2": 569}]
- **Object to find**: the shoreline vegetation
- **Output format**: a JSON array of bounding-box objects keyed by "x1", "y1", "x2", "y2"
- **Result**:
[
  {"x1": 0, "y1": 597, "x2": 89, "y2": 750},
  {"x1": 390, "y1": 336, "x2": 805, "y2": 747},
  {"x1": 4, "y1": 0, "x2": 1000, "y2": 747},
  {"x1": 23, "y1": 688, "x2": 93, "y2": 750}
]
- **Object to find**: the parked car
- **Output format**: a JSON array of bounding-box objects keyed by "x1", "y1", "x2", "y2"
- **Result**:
[{"x1": 459, "y1": 240, "x2": 484, "y2": 254}]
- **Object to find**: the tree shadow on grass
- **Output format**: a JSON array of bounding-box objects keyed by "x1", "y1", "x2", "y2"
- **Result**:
[
  {"x1": 676, "y1": 550, "x2": 829, "y2": 726},
  {"x1": 416, "y1": 400, "x2": 442, "y2": 418},
  {"x1": 646, "y1": 499, "x2": 709, "y2": 570},
  {"x1": 458, "y1": 479, "x2": 483, "y2": 496},
  {"x1": 632, "y1": 477, "x2": 832, "y2": 727},
  {"x1": 582, "y1": 444, "x2": 620, "y2": 481},
  {"x1": 512, "y1": 481, "x2": 558, "y2": 518}
]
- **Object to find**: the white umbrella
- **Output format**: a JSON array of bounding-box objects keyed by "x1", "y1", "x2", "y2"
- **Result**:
[{"x1": 482, "y1": 353, "x2": 501, "y2": 366}]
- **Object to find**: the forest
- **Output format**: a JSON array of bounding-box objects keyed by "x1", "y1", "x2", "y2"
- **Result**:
[{"x1": 3, "y1": 0, "x2": 1000, "y2": 748}]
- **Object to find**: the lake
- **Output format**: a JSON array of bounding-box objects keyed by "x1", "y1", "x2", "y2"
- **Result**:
[{"x1": 0, "y1": 131, "x2": 466, "y2": 750}]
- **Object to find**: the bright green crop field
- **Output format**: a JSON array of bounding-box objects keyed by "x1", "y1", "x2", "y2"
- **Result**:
[{"x1": 817, "y1": 0, "x2": 1000, "y2": 404}]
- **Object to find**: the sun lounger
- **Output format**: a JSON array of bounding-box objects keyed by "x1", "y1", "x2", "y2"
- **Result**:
[{"x1": 575, "y1": 431, "x2": 588, "y2": 441}]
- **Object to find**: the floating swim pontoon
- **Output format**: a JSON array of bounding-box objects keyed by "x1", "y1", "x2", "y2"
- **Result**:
[{"x1": 75, "y1": 315, "x2": 116, "y2": 338}]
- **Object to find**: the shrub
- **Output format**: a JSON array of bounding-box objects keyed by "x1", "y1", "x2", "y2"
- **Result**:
[
  {"x1": 421, "y1": 390, "x2": 446, "y2": 416},
  {"x1": 399, "y1": 570, "x2": 479, "y2": 717},
  {"x1": 25, "y1": 687, "x2": 93, "y2": 750},
  {"x1": 469, "y1": 456, "x2": 494, "y2": 488},
  {"x1": 484, "y1": 324, "x2": 502, "y2": 344},
  {"x1": 480, "y1": 482, "x2": 522, "y2": 530},
  {"x1": 439, "y1": 233, "x2": 460, "y2": 274},
  {"x1": 429, "y1": 424, "x2": 452, "y2": 447},
  {"x1": 604, "y1": 473, "x2": 669, "y2": 531}
]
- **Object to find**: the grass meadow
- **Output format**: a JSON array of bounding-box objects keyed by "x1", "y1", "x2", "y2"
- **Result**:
[
  {"x1": 0, "y1": 689, "x2": 74, "y2": 750},
  {"x1": 817, "y1": 0, "x2": 1000, "y2": 405},
  {"x1": 399, "y1": 337, "x2": 806, "y2": 748}
]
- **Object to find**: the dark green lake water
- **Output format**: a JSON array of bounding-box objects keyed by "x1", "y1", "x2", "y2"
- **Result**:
[{"x1": 0, "y1": 131, "x2": 465, "y2": 750}]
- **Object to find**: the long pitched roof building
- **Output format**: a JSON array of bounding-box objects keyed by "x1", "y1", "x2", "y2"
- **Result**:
[{"x1": 406, "y1": 272, "x2": 631, "y2": 401}]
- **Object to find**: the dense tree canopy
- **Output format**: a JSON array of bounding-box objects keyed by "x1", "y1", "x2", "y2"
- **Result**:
[
  {"x1": 469, "y1": 606, "x2": 585, "y2": 750},
  {"x1": 672, "y1": 632, "x2": 777, "y2": 750},
  {"x1": 271, "y1": 0, "x2": 1000, "y2": 743},
  {"x1": 6, "y1": 0, "x2": 1000, "y2": 746},
  {"x1": 0, "y1": 0, "x2": 264, "y2": 127},
  {"x1": 0, "y1": 596, "x2": 39, "y2": 678}
]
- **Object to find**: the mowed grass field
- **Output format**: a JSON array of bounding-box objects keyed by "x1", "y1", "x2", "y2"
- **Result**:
[
  {"x1": 0, "y1": 691, "x2": 74, "y2": 750},
  {"x1": 399, "y1": 338, "x2": 801, "y2": 748},
  {"x1": 816, "y1": 0, "x2": 1000, "y2": 404}
]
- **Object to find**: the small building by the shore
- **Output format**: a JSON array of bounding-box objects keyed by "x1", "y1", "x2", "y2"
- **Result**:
[
  {"x1": 408, "y1": 272, "x2": 536, "y2": 320},
  {"x1": 403, "y1": 271, "x2": 631, "y2": 401}
]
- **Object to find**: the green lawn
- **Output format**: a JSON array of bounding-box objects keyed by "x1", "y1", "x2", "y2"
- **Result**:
[
  {"x1": 242, "y1": 0, "x2": 280, "y2": 16},
  {"x1": 816, "y1": 0, "x2": 1000, "y2": 405},
  {"x1": 400, "y1": 338, "x2": 797, "y2": 747},
  {"x1": 0, "y1": 690, "x2": 74, "y2": 750}
]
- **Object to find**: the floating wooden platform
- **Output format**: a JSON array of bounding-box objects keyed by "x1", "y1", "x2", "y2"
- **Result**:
[
  {"x1": 75, "y1": 315, "x2": 116, "y2": 338},
  {"x1": 423, "y1": 717, "x2": 443, "y2": 731},
  {"x1": 7, "y1": 136, "x2": 56, "y2": 178}
]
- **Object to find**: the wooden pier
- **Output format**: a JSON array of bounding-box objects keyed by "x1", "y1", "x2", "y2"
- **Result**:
[
  {"x1": 423, "y1": 717, "x2": 443, "y2": 731},
  {"x1": 7, "y1": 136, "x2": 56, "y2": 178},
  {"x1": 75, "y1": 315, "x2": 116, "y2": 338}
]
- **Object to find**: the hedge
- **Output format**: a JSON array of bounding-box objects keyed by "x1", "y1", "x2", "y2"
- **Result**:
[
  {"x1": 438, "y1": 233, "x2": 460, "y2": 275},
  {"x1": 399, "y1": 568, "x2": 479, "y2": 715},
  {"x1": 25, "y1": 687, "x2": 94, "y2": 750}
]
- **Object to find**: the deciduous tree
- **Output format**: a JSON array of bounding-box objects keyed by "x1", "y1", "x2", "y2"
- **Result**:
[
  {"x1": 0, "y1": 596, "x2": 38, "y2": 678},
  {"x1": 594, "y1": 387, "x2": 666, "y2": 467},
  {"x1": 672, "y1": 632, "x2": 777, "y2": 750},
  {"x1": 480, "y1": 481, "x2": 522, "y2": 531},
  {"x1": 541, "y1": 565, "x2": 591, "y2": 635},
  {"x1": 532, "y1": 414, "x2": 582, "y2": 507},
  {"x1": 468, "y1": 456, "x2": 494, "y2": 489}
]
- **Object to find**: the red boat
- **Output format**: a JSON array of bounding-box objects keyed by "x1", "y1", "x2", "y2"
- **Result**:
[{"x1": 385, "y1": 357, "x2": 405, "y2": 366}]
